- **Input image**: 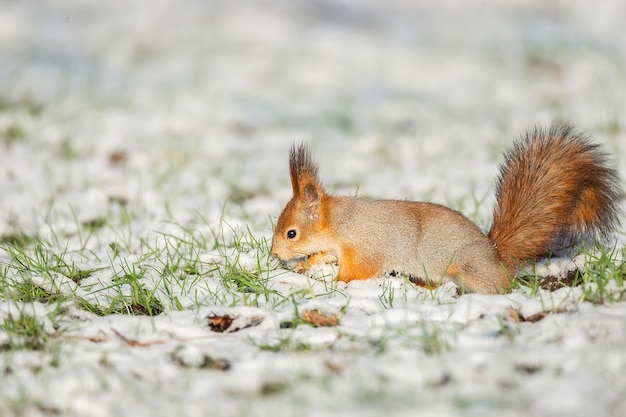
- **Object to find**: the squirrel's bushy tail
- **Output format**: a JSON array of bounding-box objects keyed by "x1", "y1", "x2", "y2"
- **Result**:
[{"x1": 488, "y1": 124, "x2": 621, "y2": 271}]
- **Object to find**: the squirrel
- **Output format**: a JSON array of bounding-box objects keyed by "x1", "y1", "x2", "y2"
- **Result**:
[{"x1": 270, "y1": 125, "x2": 621, "y2": 294}]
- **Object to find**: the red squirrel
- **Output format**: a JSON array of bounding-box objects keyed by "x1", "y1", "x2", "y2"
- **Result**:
[{"x1": 270, "y1": 125, "x2": 621, "y2": 294}]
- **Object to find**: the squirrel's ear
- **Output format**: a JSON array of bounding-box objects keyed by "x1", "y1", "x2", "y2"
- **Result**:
[
  {"x1": 302, "y1": 183, "x2": 322, "y2": 221},
  {"x1": 288, "y1": 143, "x2": 325, "y2": 221},
  {"x1": 289, "y1": 164, "x2": 300, "y2": 197},
  {"x1": 289, "y1": 143, "x2": 320, "y2": 198}
]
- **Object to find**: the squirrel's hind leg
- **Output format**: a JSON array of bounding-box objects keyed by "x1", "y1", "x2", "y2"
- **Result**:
[{"x1": 442, "y1": 262, "x2": 509, "y2": 295}]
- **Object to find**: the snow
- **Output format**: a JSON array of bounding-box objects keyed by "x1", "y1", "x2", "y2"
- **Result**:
[{"x1": 1, "y1": 0, "x2": 626, "y2": 416}]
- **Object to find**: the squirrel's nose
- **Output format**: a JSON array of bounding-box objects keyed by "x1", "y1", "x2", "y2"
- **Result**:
[{"x1": 270, "y1": 244, "x2": 279, "y2": 259}]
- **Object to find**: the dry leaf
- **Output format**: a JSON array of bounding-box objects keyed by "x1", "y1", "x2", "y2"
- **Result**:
[
  {"x1": 324, "y1": 360, "x2": 343, "y2": 375},
  {"x1": 508, "y1": 308, "x2": 521, "y2": 323},
  {"x1": 207, "y1": 314, "x2": 263, "y2": 333},
  {"x1": 207, "y1": 314, "x2": 235, "y2": 332},
  {"x1": 508, "y1": 308, "x2": 548, "y2": 323},
  {"x1": 523, "y1": 312, "x2": 548, "y2": 323},
  {"x1": 301, "y1": 309, "x2": 340, "y2": 327},
  {"x1": 108, "y1": 150, "x2": 127, "y2": 165}
]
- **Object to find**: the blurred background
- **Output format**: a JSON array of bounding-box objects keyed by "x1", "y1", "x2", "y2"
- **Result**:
[{"x1": 1, "y1": 0, "x2": 625, "y2": 237}]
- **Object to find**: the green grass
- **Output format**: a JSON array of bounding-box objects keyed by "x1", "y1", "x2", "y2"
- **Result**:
[
  {"x1": 0, "y1": 209, "x2": 328, "y2": 321},
  {"x1": 108, "y1": 261, "x2": 164, "y2": 316},
  {"x1": 0, "y1": 96, "x2": 43, "y2": 116},
  {"x1": 0, "y1": 207, "x2": 624, "y2": 417},
  {"x1": 0, "y1": 232, "x2": 38, "y2": 249},
  {"x1": 515, "y1": 243, "x2": 626, "y2": 303},
  {"x1": 1, "y1": 121, "x2": 27, "y2": 144},
  {"x1": 578, "y1": 244, "x2": 626, "y2": 303},
  {"x1": 1, "y1": 204, "x2": 625, "y2": 359},
  {"x1": 1, "y1": 312, "x2": 49, "y2": 351}
]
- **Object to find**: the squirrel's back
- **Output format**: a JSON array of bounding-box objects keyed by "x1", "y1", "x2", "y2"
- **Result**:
[{"x1": 488, "y1": 124, "x2": 621, "y2": 271}]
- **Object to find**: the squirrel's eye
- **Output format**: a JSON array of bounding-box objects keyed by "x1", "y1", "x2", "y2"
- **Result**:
[{"x1": 287, "y1": 229, "x2": 297, "y2": 239}]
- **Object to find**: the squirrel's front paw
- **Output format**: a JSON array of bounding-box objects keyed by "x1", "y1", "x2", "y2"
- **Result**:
[
  {"x1": 294, "y1": 258, "x2": 321, "y2": 274},
  {"x1": 294, "y1": 252, "x2": 337, "y2": 274},
  {"x1": 294, "y1": 260, "x2": 307, "y2": 274},
  {"x1": 282, "y1": 257, "x2": 316, "y2": 274}
]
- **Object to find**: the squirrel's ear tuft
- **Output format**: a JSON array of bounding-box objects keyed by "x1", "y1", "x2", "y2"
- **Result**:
[{"x1": 289, "y1": 143, "x2": 324, "y2": 198}]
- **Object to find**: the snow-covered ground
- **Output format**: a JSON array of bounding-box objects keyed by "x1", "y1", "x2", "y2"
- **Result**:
[{"x1": 1, "y1": 1, "x2": 626, "y2": 416}]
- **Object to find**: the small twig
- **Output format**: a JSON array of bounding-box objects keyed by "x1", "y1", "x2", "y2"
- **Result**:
[
  {"x1": 111, "y1": 328, "x2": 226, "y2": 347},
  {"x1": 110, "y1": 327, "x2": 169, "y2": 347},
  {"x1": 173, "y1": 334, "x2": 225, "y2": 342},
  {"x1": 51, "y1": 329, "x2": 226, "y2": 347},
  {"x1": 49, "y1": 333, "x2": 108, "y2": 343}
]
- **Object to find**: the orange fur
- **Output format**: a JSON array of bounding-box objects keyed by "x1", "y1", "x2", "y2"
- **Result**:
[
  {"x1": 488, "y1": 125, "x2": 621, "y2": 271},
  {"x1": 336, "y1": 245, "x2": 383, "y2": 282}
]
